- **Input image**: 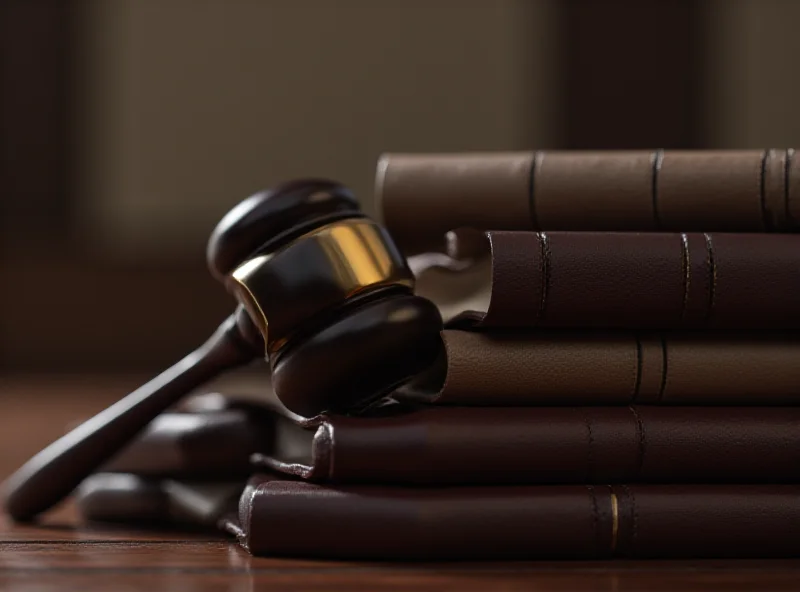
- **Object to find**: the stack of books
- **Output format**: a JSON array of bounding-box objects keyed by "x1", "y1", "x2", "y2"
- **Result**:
[{"x1": 76, "y1": 150, "x2": 800, "y2": 559}]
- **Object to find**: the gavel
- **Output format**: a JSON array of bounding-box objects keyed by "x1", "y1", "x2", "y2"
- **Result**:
[{"x1": 2, "y1": 179, "x2": 443, "y2": 522}]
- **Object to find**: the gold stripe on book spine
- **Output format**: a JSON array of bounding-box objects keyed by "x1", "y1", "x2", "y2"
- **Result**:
[{"x1": 610, "y1": 492, "x2": 619, "y2": 554}]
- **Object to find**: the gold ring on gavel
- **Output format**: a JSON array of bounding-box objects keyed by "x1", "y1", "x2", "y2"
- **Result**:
[{"x1": 229, "y1": 218, "x2": 415, "y2": 353}]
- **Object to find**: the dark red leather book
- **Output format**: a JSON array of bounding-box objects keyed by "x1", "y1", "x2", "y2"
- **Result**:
[
  {"x1": 98, "y1": 398, "x2": 800, "y2": 485},
  {"x1": 74, "y1": 395, "x2": 800, "y2": 559},
  {"x1": 434, "y1": 231, "x2": 800, "y2": 331},
  {"x1": 232, "y1": 476, "x2": 800, "y2": 560},
  {"x1": 76, "y1": 472, "x2": 800, "y2": 560}
]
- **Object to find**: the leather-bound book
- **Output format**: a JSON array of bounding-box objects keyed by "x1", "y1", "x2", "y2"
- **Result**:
[
  {"x1": 77, "y1": 472, "x2": 800, "y2": 560},
  {"x1": 376, "y1": 150, "x2": 799, "y2": 255},
  {"x1": 399, "y1": 329, "x2": 800, "y2": 406},
  {"x1": 231, "y1": 477, "x2": 800, "y2": 560},
  {"x1": 75, "y1": 396, "x2": 800, "y2": 559},
  {"x1": 423, "y1": 230, "x2": 800, "y2": 331},
  {"x1": 99, "y1": 399, "x2": 800, "y2": 486},
  {"x1": 249, "y1": 405, "x2": 800, "y2": 485}
]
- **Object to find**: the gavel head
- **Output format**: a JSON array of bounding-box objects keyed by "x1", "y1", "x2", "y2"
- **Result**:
[{"x1": 207, "y1": 179, "x2": 443, "y2": 416}]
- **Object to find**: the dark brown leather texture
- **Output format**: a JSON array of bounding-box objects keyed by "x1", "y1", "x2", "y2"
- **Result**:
[
  {"x1": 104, "y1": 402, "x2": 800, "y2": 486},
  {"x1": 400, "y1": 329, "x2": 800, "y2": 406},
  {"x1": 257, "y1": 405, "x2": 800, "y2": 485},
  {"x1": 75, "y1": 474, "x2": 800, "y2": 560},
  {"x1": 448, "y1": 231, "x2": 800, "y2": 331},
  {"x1": 73, "y1": 395, "x2": 800, "y2": 559},
  {"x1": 234, "y1": 477, "x2": 800, "y2": 560},
  {"x1": 377, "y1": 149, "x2": 798, "y2": 255},
  {"x1": 376, "y1": 152, "x2": 535, "y2": 255}
]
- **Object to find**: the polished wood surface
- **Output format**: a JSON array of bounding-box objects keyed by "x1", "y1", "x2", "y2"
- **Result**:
[{"x1": 1, "y1": 377, "x2": 799, "y2": 591}]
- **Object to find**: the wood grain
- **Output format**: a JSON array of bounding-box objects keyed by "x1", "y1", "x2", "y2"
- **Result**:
[{"x1": 1, "y1": 377, "x2": 798, "y2": 590}]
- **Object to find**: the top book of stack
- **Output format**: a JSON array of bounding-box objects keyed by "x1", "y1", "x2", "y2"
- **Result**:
[{"x1": 376, "y1": 150, "x2": 798, "y2": 256}]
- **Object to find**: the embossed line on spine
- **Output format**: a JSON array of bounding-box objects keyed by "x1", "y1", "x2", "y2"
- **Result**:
[
  {"x1": 529, "y1": 152, "x2": 540, "y2": 230},
  {"x1": 703, "y1": 233, "x2": 717, "y2": 320},
  {"x1": 585, "y1": 415, "x2": 595, "y2": 481},
  {"x1": 786, "y1": 148, "x2": 795, "y2": 225},
  {"x1": 658, "y1": 335, "x2": 668, "y2": 403},
  {"x1": 651, "y1": 150, "x2": 664, "y2": 230},
  {"x1": 759, "y1": 149, "x2": 769, "y2": 230},
  {"x1": 629, "y1": 407, "x2": 647, "y2": 479},
  {"x1": 587, "y1": 485, "x2": 600, "y2": 556},
  {"x1": 622, "y1": 484, "x2": 638, "y2": 551},
  {"x1": 631, "y1": 335, "x2": 642, "y2": 404},
  {"x1": 537, "y1": 231, "x2": 551, "y2": 322},
  {"x1": 679, "y1": 233, "x2": 690, "y2": 321}
]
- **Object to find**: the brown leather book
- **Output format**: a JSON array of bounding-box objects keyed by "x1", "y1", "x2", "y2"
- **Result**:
[
  {"x1": 376, "y1": 150, "x2": 799, "y2": 255},
  {"x1": 75, "y1": 396, "x2": 800, "y2": 559},
  {"x1": 434, "y1": 230, "x2": 800, "y2": 331},
  {"x1": 399, "y1": 329, "x2": 800, "y2": 406},
  {"x1": 101, "y1": 399, "x2": 800, "y2": 485},
  {"x1": 76, "y1": 472, "x2": 800, "y2": 559},
  {"x1": 232, "y1": 476, "x2": 800, "y2": 560}
]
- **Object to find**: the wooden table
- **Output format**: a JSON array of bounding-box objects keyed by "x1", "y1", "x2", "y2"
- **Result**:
[{"x1": 1, "y1": 376, "x2": 799, "y2": 591}]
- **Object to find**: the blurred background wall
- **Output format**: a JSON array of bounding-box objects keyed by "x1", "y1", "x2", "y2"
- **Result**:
[{"x1": 1, "y1": 0, "x2": 798, "y2": 376}]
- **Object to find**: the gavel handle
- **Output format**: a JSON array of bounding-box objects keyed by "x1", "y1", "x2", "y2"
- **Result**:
[{"x1": 2, "y1": 313, "x2": 257, "y2": 522}]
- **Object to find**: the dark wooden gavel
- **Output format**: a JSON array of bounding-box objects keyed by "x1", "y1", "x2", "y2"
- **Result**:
[{"x1": 2, "y1": 179, "x2": 443, "y2": 522}]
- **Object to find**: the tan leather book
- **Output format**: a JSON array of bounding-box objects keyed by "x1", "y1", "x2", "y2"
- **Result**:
[{"x1": 400, "y1": 329, "x2": 800, "y2": 406}]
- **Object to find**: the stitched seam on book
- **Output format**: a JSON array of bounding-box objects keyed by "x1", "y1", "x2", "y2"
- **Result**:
[
  {"x1": 618, "y1": 484, "x2": 633, "y2": 557},
  {"x1": 585, "y1": 415, "x2": 595, "y2": 481},
  {"x1": 760, "y1": 149, "x2": 769, "y2": 230},
  {"x1": 704, "y1": 233, "x2": 717, "y2": 320},
  {"x1": 787, "y1": 148, "x2": 794, "y2": 223},
  {"x1": 651, "y1": 150, "x2": 664, "y2": 230},
  {"x1": 631, "y1": 487, "x2": 639, "y2": 550},
  {"x1": 680, "y1": 233, "x2": 690, "y2": 322},
  {"x1": 529, "y1": 152, "x2": 540, "y2": 230},
  {"x1": 658, "y1": 335, "x2": 668, "y2": 403},
  {"x1": 537, "y1": 232, "x2": 551, "y2": 322},
  {"x1": 631, "y1": 334, "x2": 642, "y2": 404},
  {"x1": 586, "y1": 485, "x2": 599, "y2": 556},
  {"x1": 629, "y1": 406, "x2": 646, "y2": 480},
  {"x1": 623, "y1": 484, "x2": 639, "y2": 552}
]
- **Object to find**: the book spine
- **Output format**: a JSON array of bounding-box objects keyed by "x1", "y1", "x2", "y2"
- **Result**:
[
  {"x1": 244, "y1": 481, "x2": 800, "y2": 559},
  {"x1": 399, "y1": 330, "x2": 800, "y2": 406},
  {"x1": 377, "y1": 150, "x2": 799, "y2": 255},
  {"x1": 474, "y1": 231, "x2": 800, "y2": 330},
  {"x1": 259, "y1": 407, "x2": 800, "y2": 486}
]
